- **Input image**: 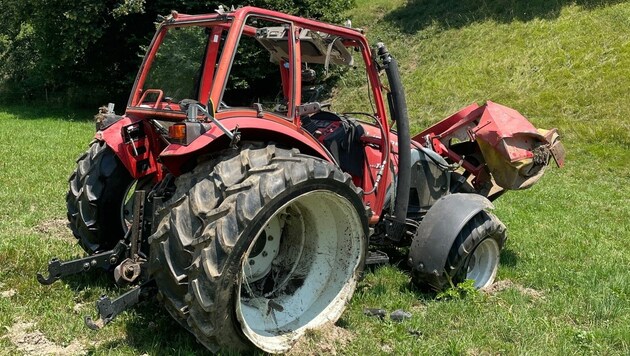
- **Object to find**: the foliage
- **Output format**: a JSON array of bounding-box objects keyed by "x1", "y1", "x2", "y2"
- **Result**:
[
  {"x1": 0, "y1": 0, "x2": 355, "y2": 107},
  {"x1": 143, "y1": 26, "x2": 208, "y2": 101},
  {"x1": 435, "y1": 279, "x2": 480, "y2": 301}
]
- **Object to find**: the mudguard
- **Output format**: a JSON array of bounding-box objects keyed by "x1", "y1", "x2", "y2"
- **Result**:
[
  {"x1": 97, "y1": 115, "x2": 159, "y2": 179},
  {"x1": 408, "y1": 193, "x2": 494, "y2": 277}
]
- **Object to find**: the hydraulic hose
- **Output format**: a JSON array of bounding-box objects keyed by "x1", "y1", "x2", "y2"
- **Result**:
[{"x1": 376, "y1": 43, "x2": 411, "y2": 241}]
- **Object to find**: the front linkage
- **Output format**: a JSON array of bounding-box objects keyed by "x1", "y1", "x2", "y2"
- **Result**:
[{"x1": 37, "y1": 190, "x2": 156, "y2": 329}]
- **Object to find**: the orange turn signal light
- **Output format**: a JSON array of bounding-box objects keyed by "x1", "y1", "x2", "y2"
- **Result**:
[{"x1": 168, "y1": 124, "x2": 186, "y2": 142}]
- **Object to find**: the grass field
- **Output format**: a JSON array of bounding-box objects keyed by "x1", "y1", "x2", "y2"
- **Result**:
[{"x1": 1, "y1": 0, "x2": 629, "y2": 354}]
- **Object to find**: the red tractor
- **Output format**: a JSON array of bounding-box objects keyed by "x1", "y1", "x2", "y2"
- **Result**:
[{"x1": 37, "y1": 6, "x2": 565, "y2": 353}]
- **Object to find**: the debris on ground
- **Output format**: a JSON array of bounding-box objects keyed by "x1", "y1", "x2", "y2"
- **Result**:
[
  {"x1": 72, "y1": 303, "x2": 86, "y2": 314},
  {"x1": 390, "y1": 309, "x2": 412, "y2": 322},
  {"x1": 2, "y1": 321, "x2": 86, "y2": 356},
  {"x1": 381, "y1": 344, "x2": 393, "y2": 353},
  {"x1": 407, "y1": 328, "x2": 423, "y2": 338},
  {"x1": 482, "y1": 280, "x2": 544, "y2": 299},
  {"x1": 363, "y1": 308, "x2": 387, "y2": 319},
  {"x1": 1, "y1": 289, "x2": 17, "y2": 298}
]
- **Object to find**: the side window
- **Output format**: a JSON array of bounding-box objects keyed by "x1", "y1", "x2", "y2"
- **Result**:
[
  {"x1": 221, "y1": 17, "x2": 290, "y2": 113},
  {"x1": 296, "y1": 31, "x2": 378, "y2": 118},
  {"x1": 326, "y1": 50, "x2": 375, "y2": 114},
  {"x1": 143, "y1": 26, "x2": 209, "y2": 102}
]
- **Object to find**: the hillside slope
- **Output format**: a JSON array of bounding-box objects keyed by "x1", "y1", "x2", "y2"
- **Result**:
[
  {"x1": 0, "y1": 1, "x2": 627, "y2": 354},
  {"x1": 333, "y1": 0, "x2": 629, "y2": 354}
]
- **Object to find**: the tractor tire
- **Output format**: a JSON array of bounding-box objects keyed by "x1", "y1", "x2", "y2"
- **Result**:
[
  {"x1": 417, "y1": 211, "x2": 507, "y2": 291},
  {"x1": 149, "y1": 144, "x2": 368, "y2": 353},
  {"x1": 66, "y1": 140, "x2": 134, "y2": 254}
]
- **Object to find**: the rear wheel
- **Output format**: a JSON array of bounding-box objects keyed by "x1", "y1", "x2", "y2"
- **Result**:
[
  {"x1": 149, "y1": 145, "x2": 368, "y2": 353},
  {"x1": 66, "y1": 140, "x2": 135, "y2": 254}
]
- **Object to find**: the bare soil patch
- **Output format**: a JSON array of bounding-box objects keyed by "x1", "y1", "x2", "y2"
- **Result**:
[
  {"x1": 2, "y1": 322, "x2": 85, "y2": 356},
  {"x1": 34, "y1": 218, "x2": 74, "y2": 243},
  {"x1": 483, "y1": 280, "x2": 544, "y2": 299},
  {"x1": 1, "y1": 289, "x2": 17, "y2": 298}
]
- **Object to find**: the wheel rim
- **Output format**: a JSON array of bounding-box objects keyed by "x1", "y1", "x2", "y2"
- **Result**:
[
  {"x1": 466, "y1": 237, "x2": 500, "y2": 289},
  {"x1": 236, "y1": 190, "x2": 365, "y2": 353}
]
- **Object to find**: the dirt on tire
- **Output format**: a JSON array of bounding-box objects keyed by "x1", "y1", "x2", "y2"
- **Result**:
[{"x1": 150, "y1": 144, "x2": 368, "y2": 353}]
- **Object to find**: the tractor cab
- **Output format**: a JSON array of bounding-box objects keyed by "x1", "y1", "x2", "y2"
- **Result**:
[
  {"x1": 124, "y1": 9, "x2": 396, "y2": 216},
  {"x1": 130, "y1": 13, "x2": 361, "y2": 118}
]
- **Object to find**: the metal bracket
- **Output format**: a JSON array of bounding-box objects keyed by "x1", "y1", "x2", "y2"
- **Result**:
[
  {"x1": 36, "y1": 241, "x2": 128, "y2": 285},
  {"x1": 84, "y1": 280, "x2": 156, "y2": 330},
  {"x1": 382, "y1": 215, "x2": 419, "y2": 244},
  {"x1": 366, "y1": 250, "x2": 389, "y2": 265},
  {"x1": 114, "y1": 190, "x2": 147, "y2": 286},
  {"x1": 187, "y1": 103, "x2": 235, "y2": 140},
  {"x1": 230, "y1": 125, "x2": 241, "y2": 148},
  {"x1": 297, "y1": 102, "x2": 322, "y2": 116}
]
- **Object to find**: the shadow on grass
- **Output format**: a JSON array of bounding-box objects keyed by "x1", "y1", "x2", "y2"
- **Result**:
[
  {"x1": 0, "y1": 103, "x2": 95, "y2": 122},
  {"x1": 94, "y1": 299, "x2": 213, "y2": 355},
  {"x1": 500, "y1": 248, "x2": 519, "y2": 268},
  {"x1": 385, "y1": 0, "x2": 627, "y2": 34},
  {"x1": 57, "y1": 270, "x2": 210, "y2": 354}
]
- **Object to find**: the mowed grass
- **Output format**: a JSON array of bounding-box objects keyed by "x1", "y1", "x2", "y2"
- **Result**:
[
  {"x1": 1, "y1": 0, "x2": 629, "y2": 354},
  {"x1": 0, "y1": 107, "x2": 203, "y2": 354}
]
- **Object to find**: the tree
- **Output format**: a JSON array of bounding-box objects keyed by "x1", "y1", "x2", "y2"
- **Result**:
[{"x1": 0, "y1": 0, "x2": 355, "y2": 108}]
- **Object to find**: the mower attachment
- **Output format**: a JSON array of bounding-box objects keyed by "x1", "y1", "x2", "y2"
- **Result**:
[
  {"x1": 36, "y1": 241, "x2": 128, "y2": 285},
  {"x1": 85, "y1": 280, "x2": 156, "y2": 330},
  {"x1": 413, "y1": 101, "x2": 565, "y2": 192}
]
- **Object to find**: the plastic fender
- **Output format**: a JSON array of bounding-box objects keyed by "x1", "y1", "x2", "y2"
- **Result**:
[
  {"x1": 159, "y1": 117, "x2": 332, "y2": 160},
  {"x1": 408, "y1": 193, "x2": 494, "y2": 277},
  {"x1": 158, "y1": 116, "x2": 335, "y2": 176}
]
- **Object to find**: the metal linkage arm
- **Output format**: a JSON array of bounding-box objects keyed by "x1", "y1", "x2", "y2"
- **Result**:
[
  {"x1": 84, "y1": 280, "x2": 156, "y2": 330},
  {"x1": 36, "y1": 241, "x2": 128, "y2": 285}
]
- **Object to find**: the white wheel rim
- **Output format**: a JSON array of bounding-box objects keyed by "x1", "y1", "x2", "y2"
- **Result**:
[
  {"x1": 244, "y1": 214, "x2": 283, "y2": 282},
  {"x1": 236, "y1": 190, "x2": 365, "y2": 353},
  {"x1": 466, "y1": 238, "x2": 500, "y2": 289}
]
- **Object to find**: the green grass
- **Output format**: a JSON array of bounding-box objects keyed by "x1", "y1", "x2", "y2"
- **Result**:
[{"x1": 1, "y1": 0, "x2": 630, "y2": 354}]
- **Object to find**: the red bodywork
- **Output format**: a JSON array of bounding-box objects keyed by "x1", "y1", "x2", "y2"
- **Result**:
[{"x1": 97, "y1": 6, "x2": 563, "y2": 224}]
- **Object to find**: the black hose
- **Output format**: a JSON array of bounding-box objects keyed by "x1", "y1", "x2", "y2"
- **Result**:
[{"x1": 377, "y1": 43, "x2": 411, "y2": 241}]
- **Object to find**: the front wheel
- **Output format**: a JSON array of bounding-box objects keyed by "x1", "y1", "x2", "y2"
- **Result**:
[
  {"x1": 414, "y1": 211, "x2": 507, "y2": 291},
  {"x1": 451, "y1": 211, "x2": 506, "y2": 289},
  {"x1": 150, "y1": 145, "x2": 369, "y2": 353}
]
